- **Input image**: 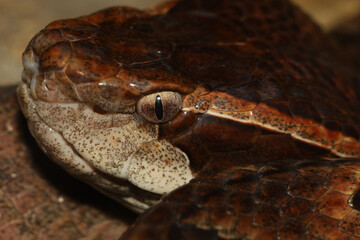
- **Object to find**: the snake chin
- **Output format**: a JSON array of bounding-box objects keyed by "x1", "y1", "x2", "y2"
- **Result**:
[{"x1": 17, "y1": 82, "x2": 194, "y2": 212}]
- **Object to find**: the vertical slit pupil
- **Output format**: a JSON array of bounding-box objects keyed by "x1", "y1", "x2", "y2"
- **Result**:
[{"x1": 155, "y1": 95, "x2": 163, "y2": 120}]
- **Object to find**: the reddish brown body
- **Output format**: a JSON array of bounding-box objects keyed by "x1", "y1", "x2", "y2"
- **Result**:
[{"x1": 10, "y1": 0, "x2": 360, "y2": 239}]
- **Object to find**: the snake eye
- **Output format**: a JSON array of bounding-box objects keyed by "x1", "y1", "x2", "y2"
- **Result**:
[{"x1": 137, "y1": 91, "x2": 182, "y2": 123}]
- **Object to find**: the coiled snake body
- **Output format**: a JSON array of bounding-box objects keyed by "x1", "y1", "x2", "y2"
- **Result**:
[{"x1": 8, "y1": 0, "x2": 360, "y2": 239}]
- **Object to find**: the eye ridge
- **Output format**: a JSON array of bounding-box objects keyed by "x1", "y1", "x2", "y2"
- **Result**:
[{"x1": 155, "y1": 95, "x2": 163, "y2": 120}]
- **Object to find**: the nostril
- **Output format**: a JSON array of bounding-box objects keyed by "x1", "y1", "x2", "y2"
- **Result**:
[
  {"x1": 35, "y1": 75, "x2": 60, "y2": 102},
  {"x1": 44, "y1": 78, "x2": 57, "y2": 92}
]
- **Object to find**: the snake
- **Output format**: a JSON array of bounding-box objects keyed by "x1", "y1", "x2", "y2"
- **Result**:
[{"x1": 8, "y1": 0, "x2": 360, "y2": 239}]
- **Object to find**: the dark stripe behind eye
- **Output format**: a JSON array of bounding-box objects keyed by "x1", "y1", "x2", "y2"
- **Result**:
[{"x1": 155, "y1": 95, "x2": 163, "y2": 120}]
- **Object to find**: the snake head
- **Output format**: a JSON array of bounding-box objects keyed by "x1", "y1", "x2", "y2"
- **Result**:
[{"x1": 17, "y1": 6, "x2": 196, "y2": 212}]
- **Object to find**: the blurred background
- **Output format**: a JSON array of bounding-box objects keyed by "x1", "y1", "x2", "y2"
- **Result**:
[{"x1": 0, "y1": 0, "x2": 359, "y2": 86}]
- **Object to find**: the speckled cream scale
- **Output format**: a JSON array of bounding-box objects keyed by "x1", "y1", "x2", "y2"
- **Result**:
[{"x1": 16, "y1": 0, "x2": 360, "y2": 239}]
